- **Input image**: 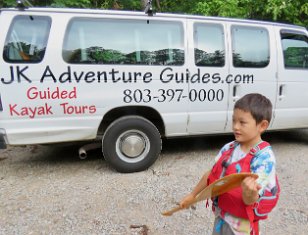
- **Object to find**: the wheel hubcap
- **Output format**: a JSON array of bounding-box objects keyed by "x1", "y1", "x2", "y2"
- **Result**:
[
  {"x1": 116, "y1": 130, "x2": 150, "y2": 163},
  {"x1": 120, "y1": 134, "x2": 145, "y2": 158}
]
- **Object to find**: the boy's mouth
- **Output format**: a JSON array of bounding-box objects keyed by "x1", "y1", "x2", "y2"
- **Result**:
[{"x1": 234, "y1": 132, "x2": 241, "y2": 138}]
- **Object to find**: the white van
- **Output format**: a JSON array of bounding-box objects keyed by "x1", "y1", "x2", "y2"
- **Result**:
[{"x1": 0, "y1": 5, "x2": 307, "y2": 172}]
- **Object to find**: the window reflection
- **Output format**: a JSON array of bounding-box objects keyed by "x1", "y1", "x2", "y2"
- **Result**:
[
  {"x1": 3, "y1": 15, "x2": 51, "y2": 63},
  {"x1": 232, "y1": 26, "x2": 269, "y2": 68},
  {"x1": 281, "y1": 32, "x2": 308, "y2": 69},
  {"x1": 63, "y1": 18, "x2": 184, "y2": 65},
  {"x1": 194, "y1": 23, "x2": 225, "y2": 67}
]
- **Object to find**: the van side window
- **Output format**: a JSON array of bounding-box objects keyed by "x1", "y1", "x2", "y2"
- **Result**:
[
  {"x1": 194, "y1": 23, "x2": 225, "y2": 67},
  {"x1": 63, "y1": 18, "x2": 184, "y2": 65},
  {"x1": 281, "y1": 31, "x2": 308, "y2": 69},
  {"x1": 231, "y1": 26, "x2": 269, "y2": 68},
  {"x1": 3, "y1": 15, "x2": 51, "y2": 63}
]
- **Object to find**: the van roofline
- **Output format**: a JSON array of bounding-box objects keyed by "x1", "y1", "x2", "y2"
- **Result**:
[{"x1": 1, "y1": 7, "x2": 306, "y2": 30}]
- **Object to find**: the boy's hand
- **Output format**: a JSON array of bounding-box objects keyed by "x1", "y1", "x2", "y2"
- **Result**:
[
  {"x1": 179, "y1": 193, "x2": 195, "y2": 209},
  {"x1": 241, "y1": 176, "x2": 261, "y2": 205}
]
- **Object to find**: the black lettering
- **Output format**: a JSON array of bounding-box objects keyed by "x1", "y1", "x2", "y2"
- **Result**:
[
  {"x1": 191, "y1": 69, "x2": 201, "y2": 83},
  {"x1": 1, "y1": 66, "x2": 14, "y2": 84},
  {"x1": 234, "y1": 74, "x2": 242, "y2": 84},
  {"x1": 109, "y1": 69, "x2": 120, "y2": 82},
  {"x1": 226, "y1": 74, "x2": 233, "y2": 84},
  {"x1": 40, "y1": 66, "x2": 57, "y2": 83},
  {"x1": 243, "y1": 74, "x2": 254, "y2": 84},
  {"x1": 123, "y1": 89, "x2": 133, "y2": 103},
  {"x1": 160, "y1": 67, "x2": 173, "y2": 83},
  {"x1": 122, "y1": 72, "x2": 132, "y2": 83},
  {"x1": 175, "y1": 72, "x2": 185, "y2": 83},
  {"x1": 97, "y1": 71, "x2": 107, "y2": 83},
  {"x1": 143, "y1": 72, "x2": 152, "y2": 83},
  {"x1": 208, "y1": 89, "x2": 215, "y2": 101},
  {"x1": 186, "y1": 69, "x2": 190, "y2": 83},
  {"x1": 73, "y1": 71, "x2": 84, "y2": 83},
  {"x1": 59, "y1": 66, "x2": 72, "y2": 83},
  {"x1": 202, "y1": 73, "x2": 210, "y2": 83},
  {"x1": 16, "y1": 66, "x2": 31, "y2": 83},
  {"x1": 84, "y1": 71, "x2": 95, "y2": 83},
  {"x1": 217, "y1": 89, "x2": 224, "y2": 101},
  {"x1": 212, "y1": 73, "x2": 221, "y2": 83},
  {"x1": 134, "y1": 72, "x2": 142, "y2": 82}
]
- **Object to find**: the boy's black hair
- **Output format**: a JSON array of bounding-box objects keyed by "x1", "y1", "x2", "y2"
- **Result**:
[{"x1": 234, "y1": 93, "x2": 272, "y2": 124}]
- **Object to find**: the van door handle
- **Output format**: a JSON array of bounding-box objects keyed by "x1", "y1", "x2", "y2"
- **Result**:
[
  {"x1": 233, "y1": 85, "x2": 237, "y2": 97},
  {"x1": 0, "y1": 94, "x2": 3, "y2": 112},
  {"x1": 279, "y1": 84, "x2": 286, "y2": 100},
  {"x1": 233, "y1": 85, "x2": 240, "y2": 102}
]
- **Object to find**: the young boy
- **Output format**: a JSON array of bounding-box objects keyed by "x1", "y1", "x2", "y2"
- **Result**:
[{"x1": 180, "y1": 93, "x2": 279, "y2": 235}]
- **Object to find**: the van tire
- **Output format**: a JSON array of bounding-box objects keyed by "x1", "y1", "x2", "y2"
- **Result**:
[{"x1": 102, "y1": 116, "x2": 161, "y2": 173}]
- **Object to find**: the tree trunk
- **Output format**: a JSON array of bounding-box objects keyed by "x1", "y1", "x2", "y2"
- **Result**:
[
  {"x1": 155, "y1": 0, "x2": 161, "y2": 12},
  {"x1": 113, "y1": 0, "x2": 120, "y2": 10}
]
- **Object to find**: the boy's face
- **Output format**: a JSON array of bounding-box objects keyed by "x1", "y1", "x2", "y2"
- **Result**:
[{"x1": 232, "y1": 108, "x2": 269, "y2": 147}]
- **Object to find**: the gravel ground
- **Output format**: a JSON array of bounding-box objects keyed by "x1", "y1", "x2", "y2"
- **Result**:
[{"x1": 0, "y1": 129, "x2": 307, "y2": 235}]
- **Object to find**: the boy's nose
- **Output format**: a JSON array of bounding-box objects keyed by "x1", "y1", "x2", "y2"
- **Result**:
[{"x1": 233, "y1": 122, "x2": 239, "y2": 130}]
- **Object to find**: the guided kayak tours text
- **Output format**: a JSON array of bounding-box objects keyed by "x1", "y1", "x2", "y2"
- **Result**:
[{"x1": 8, "y1": 86, "x2": 97, "y2": 119}]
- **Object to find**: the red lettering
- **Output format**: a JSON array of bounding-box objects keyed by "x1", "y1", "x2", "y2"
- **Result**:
[
  {"x1": 60, "y1": 102, "x2": 96, "y2": 115},
  {"x1": 9, "y1": 104, "x2": 20, "y2": 116},
  {"x1": 27, "y1": 87, "x2": 37, "y2": 100},
  {"x1": 9, "y1": 103, "x2": 53, "y2": 118},
  {"x1": 26, "y1": 86, "x2": 77, "y2": 100},
  {"x1": 89, "y1": 105, "x2": 96, "y2": 114}
]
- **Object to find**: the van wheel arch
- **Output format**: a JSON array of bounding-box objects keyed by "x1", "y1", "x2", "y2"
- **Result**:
[{"x1": 97, "y1": 106, "x2": 165, "y2": 137}]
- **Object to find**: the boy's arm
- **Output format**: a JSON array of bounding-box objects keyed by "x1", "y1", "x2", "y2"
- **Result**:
[
  {"x1": 242, "y1": 149, "x2": 276, "y2": 205},
  {"x1": 179, "y1": 170, "x2": 210, "y2": 208}
]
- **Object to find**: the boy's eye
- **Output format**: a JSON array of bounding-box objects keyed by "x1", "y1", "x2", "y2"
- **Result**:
[{"x1": 232, "y1": 118, "x2": 247, "y2": 125}]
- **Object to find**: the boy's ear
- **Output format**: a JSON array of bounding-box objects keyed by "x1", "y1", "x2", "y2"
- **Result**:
[{"x1": 259, "y1": 120, "x2": 269, "y2": 132}]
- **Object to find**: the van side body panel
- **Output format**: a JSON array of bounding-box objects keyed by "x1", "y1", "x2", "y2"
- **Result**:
[{"x1": 0, "y1": 8, "x2": 307, "y2": 147}]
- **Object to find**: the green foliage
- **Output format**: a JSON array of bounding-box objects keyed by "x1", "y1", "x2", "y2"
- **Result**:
[
  {"x1": 191, "y1": 0, "x2": 307, "y2": 26},
  {"x1": 50, "y1": 0, "x2": 91, "y2": 8},
  {"x1": 158, "y1": 0, "x2": 200, "y2": 14},
  {"x1": 2, "y1": 0, "x2": 16, "y2": 7},
  {"x1": 1, "y1": 0, "x2": 307, "y2": 26},
  {"x1": 192, "y1": 0, "x2": 247, "y2": 17},
  {"x1": 99, "y1": 0, "x2": 115, "y2": 9}
]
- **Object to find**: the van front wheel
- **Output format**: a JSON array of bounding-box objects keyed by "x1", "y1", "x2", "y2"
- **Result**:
[{"x1": 102, "y1": 116, "x2": 161, "y2": 173}]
